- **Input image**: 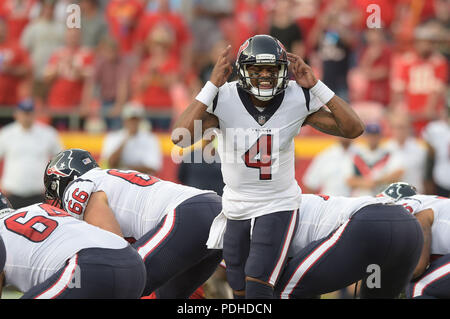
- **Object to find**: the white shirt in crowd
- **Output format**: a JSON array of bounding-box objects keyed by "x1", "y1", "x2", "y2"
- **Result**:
[
  {"x1": 384, "y1": 138, "x2": 427, "y2": 193},
  {"x1": 101, "y1": 128, "x2": 162, "y2": 172},
  {"x1": 303, "y1": 142, "x2": 357, "y2": 196},
  {"x1": 0, "y1": 122, "x2": 62, "y2": 196},
  {"x1": 422, "y1": 120, "x2": 450, "y2": 190}
]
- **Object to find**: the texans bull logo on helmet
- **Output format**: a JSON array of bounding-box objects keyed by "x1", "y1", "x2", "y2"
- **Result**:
[
  {"x1": 46, "y1": 150, "x2": 75, "y2": 177},
  {"x1": 44, "y1": 149, "x2": 99, "y2": 207}
]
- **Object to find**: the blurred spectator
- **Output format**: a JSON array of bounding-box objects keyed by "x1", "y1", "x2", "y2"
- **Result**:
[
  {"x1": 79, "y1": 0, "x2": 108, "y2": 49},
  {"x1": 134, "y1": 0, "x2": 192, "y2": 74},
  {"x1": 357, "y1": 29, "x2": 392, "y2": 106},
  {"x1": 52, "y1": 0, "x2": 77, "y2": 25},
  {"x1": 0, "y1": 18, "x2": 32, "y2": 107},
  {"x1": 347, "y1": 123, "x2": 404, "y2": 196},
  {"x1": 391, "y1": 22, "x2": 448, "y2": 135},
  {"x1": 101, "y1": 102, "x2": 162, "y2": 175},
  {"x1": 178, "y1": 137, "x2": 224, "y2": 196},
  {"x1": 426, "y1": 0, "x2": 450, "y2": 60},
  {"x1": 309, "y1": 0, "x2": 359, "y2": 101},
  {"x1": 422, "y1": 108, "x2": 450, "y2": 197},
  {"x1": 292, "y1": 0, "x2": 323, "y2": 56},
  {"x1": 106, "y1": 0, "x2": 144, "y2": 55},
  {"x1": 0, "y1": 0, "x2": 39, "y2": 44},
  {"x1": 0, "y1": 99, "x2": 62, "y2": 208},
  {"x1": 20, "y1": 1, "x2": 65, "y2": 106},
  {"x1": 269, "y1": 0, "x2": 304, "y2": 58},
  {"x1": 302, "y1": 137, "x2": 357, "y2": 196},
  {"x1": 43, "y1": 28, "x2": 94, "y2": 129},
  {"x1": 225, "y1": 0, "x2": 270, "y2": 56},
  {"x1": 353, "y1": 0, "x2": 397, "y2": 30},
  {"x1": 189, "y1": 0, "x2": 233, "y2": 70},
  {"x1": 131, "y1": 24, "x2": 179, "y2": 131},
  {"x1": 94, "y1": 36, "x2": 131, "y2": 130},
  {"x1": 198, "y1": 39, "x2": 233, "y2": 85},
  {"x1": 385, "y1": 110, "x2": 427, "y2": 192}
]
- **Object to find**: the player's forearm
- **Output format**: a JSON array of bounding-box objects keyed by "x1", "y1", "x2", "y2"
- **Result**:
[
  {"x1": 346, "y1": 176, "x2": 374, "y2": 189},
  {"x1": 107, "y1": 143, "x2": 126, "y2": 168},
  {"x1": 172, "y1": 100, "x2": 208, "y2": 146},
  {"x1": 412, "y1": 229, "x2": 431, "y2": 279},
  {"x1": 374, "y1": 169, "x2": 404, "y2": 186},
  {"x1": 325, "y1": 95, "x2": 365, "y2": 138},
  {"x1": 412, "y1": 211, "x2": 433, "y2": 279}
]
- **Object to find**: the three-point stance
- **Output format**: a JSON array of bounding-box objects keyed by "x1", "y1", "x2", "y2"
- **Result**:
[
  {"x1": 44, "y1": 148, "x2": 222, "y2": 298},
  {"x1": 381, "y1": 182, "x2": 450, "y2": 299},
  {"x1": 275, "y1": 193, "x2": 423, "y2": 299},
  {"x1": 0, "y1": 193, "x2": 146, "y2": 299}
]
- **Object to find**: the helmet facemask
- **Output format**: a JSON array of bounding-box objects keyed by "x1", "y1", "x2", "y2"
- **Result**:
[
  {"x1": 236, "y1": 35, "x2": 290, "y2": 101},
  {"x1": 239, "y1": 63, "x2": 288, "y2": 101}
]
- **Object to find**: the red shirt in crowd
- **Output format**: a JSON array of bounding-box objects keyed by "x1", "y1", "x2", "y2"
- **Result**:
[
  {"x1": 392, "y1": 51, "x2": 448, "y2": 133},
  {"x1": 0, "y1": 0, "x2": 37, "y2": 43},
  {"x1": 132, "y1": 54, "x2": 179, "y2": 109},
  {"x1": 223, "y1": 0, "x2": 269, "y2": 56},
  {"x1": 46, "y1": 47, "x2": 94, "y2": 109},
  {"x1": 134, "y1": 11, "x2": 191, "y2": 60},
  {"x1": 106, "y1": 0, "x2": 144, "y2": 54},
  {"x1": 0, "y1": 41, "x2": 30, "y2": 105},
  {"x1": 360, "y1": 45, "x2": 392, "y2": 106}
]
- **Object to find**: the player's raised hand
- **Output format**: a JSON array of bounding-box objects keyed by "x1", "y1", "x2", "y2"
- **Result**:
[
  {"x1": 287, "y1": 52, "x2": 318, "y2": 89},
  {"x1": 210, "y1": 45, "x2": 233, "y2": 88}
]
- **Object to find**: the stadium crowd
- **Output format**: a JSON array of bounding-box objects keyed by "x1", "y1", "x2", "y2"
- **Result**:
[
  {"x1": 0, "y1": 0, "x2": 446, "y2": 131},
  {"x1": 0, "y1": 0, "x2": 448, "y2": 299}
]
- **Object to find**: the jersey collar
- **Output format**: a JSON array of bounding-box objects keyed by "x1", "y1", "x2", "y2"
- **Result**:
[{"x1": 237, "y1": 84, "x2": 285, "y2": 126}]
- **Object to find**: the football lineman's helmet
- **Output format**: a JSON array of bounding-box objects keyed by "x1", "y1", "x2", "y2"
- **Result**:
[
  {"x1": 44, "y1": 149, "x2": 99, "y2": 207},
  {"x1": 380, "y1": 182, "x2": 418, "y2": 201},
  {"x1": 236, "y1": 34, "x2": 289, "y2": 101}
]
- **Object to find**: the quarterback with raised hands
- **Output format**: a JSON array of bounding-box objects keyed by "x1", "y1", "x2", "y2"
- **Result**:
[{"x1": 172, "y1": 34, "x2": 364, "y2": 299}]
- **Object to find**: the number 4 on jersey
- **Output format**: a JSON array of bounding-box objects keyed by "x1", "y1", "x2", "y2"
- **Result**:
[{"x1": 243, "y1": 134, "x2": 274, "y2": 180}]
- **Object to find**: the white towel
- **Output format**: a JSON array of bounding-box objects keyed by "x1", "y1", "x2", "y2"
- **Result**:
[{"x1": 206, "y1": 211, "x2": 227, "y2": 249}]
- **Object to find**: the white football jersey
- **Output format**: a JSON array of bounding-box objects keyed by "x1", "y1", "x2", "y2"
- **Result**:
[
  {"x1": 61, "y1": 168, "x2": 214, "y2": 238},
  {"x1": 396, "y1": 194, "x2": 450, "y2": 255},
  {"x1": 205, "y1": 81, "x2": 323, "y2": 219},
  {"x1": 0, "y1": 203, "x2": 127, "y2": 293},
  {"x1": 290, "y1": 194, "x2": 394, "y2": 255}
]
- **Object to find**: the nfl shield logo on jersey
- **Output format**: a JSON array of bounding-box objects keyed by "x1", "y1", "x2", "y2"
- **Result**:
[{"x1": 258, "y1": 115, "x2": 266, "y2": 125}]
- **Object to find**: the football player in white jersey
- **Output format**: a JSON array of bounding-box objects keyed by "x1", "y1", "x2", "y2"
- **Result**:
[
  {"x1": 172, "y1": 34, "x2": 365, "y2": 298},
  {"x1": 273, "y1": 193, "x2": 423, "y2": 298},
  {"x1": 43, "y1": 148, "x2": 223, "y2": 298},
  {"x1": 380, "y1": 182, "x2": 450, "y2": 298},
  {"x1": 0, "y1": 192, "x2": 146, "y2": 299}
]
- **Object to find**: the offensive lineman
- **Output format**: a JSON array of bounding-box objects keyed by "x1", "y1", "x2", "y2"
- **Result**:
[
  {"x1": 43, "y1": 148, "x2": 222, "y2": 298},
  {"x1": 380, "y1": 182, "x2": 450, "y2": 298},
  {"x1": 171, "y1": 34, "x2": 365, "y2": 298},
  {"x1": 0, "y1": 192, "x2": 146, "y2": 299},
  {"x1": 274, "y1": 193, "x2": 423, "y2": 298}
]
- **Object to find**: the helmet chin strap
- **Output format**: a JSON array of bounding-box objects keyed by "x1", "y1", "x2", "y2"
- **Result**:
[
  {"x1": 254, "y1": 95, "x2": 274, "y2": 101},
  {"x1": 251, "y1": 87, "x2": 275, "y2": 101}
]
